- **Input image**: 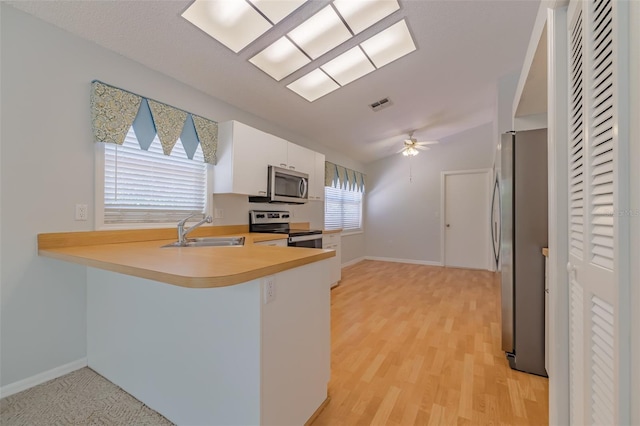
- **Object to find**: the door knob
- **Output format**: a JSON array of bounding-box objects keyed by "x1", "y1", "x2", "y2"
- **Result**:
[{"x1": 446, "y1": 224, "x2": 450, "y2": 228}]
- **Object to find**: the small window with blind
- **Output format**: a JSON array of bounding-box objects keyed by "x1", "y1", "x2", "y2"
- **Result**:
[
  {"x1": 324, "y1": 186, "x2": 363, "y2": 233},
  {"x1": 98, "y1": 127, "x2": 208, "y2": 226}
]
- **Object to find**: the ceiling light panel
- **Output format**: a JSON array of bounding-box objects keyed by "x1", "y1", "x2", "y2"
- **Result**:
[
  {"x1": 321, "y1": 46, "x2": 375, "y2": 86},
  {"x1": 247, "y1": 0, "x2": 307, "y2": 24},
  {"x1": 287, "y1": 5, "x2": 352, "y2": 59},
  {"x1": 287, "y1": 69, "x2": 340, "y2": 102},
  {"x1": 360, "y1": 19, "x2": 416, "y2": 68},
  {"x1": 182, "y1": 0, "x2": 272, "y2": 53},
  {"x1": 333, "y1": 0, "x2": 400, "y2": 34},
  {"x1": 249, "y1": 37, "x2": 311, "y2": 81}
]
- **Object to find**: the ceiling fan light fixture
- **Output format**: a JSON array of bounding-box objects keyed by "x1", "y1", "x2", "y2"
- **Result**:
[
  {"x1": 360, "y1": 19, "x2": 416, "y2": 68},
  {"x1": 402, "y1": 146, "x2": 419, "y2": 156},
  {"x1": 249, "y1": 37, "x2": 311, "y2": 81},
  {"x1": 333, "y1": 0, "x2": 400, "y2": 35},
  {"x1": 182, "y1": 0, "x2": 273, "y2": 53}
]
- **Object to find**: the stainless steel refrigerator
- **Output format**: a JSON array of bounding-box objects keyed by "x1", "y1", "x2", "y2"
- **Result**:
[{"x1": 498, "y1": 129, "x2": 548, "y2": 377}]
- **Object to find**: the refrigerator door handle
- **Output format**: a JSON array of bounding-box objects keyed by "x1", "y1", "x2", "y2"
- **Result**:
[{"x1": 491, "y1": 176, "x2": 501, "y2": 268}]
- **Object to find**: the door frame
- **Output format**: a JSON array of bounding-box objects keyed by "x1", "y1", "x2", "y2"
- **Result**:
[{"x1": 440, "y1": 168, "x2": 493, "y2": 270}]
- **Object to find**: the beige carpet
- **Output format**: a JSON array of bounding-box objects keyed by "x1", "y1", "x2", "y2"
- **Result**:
[{"x1": 1, "y1": 367, "x2": 173, "y2": 425}]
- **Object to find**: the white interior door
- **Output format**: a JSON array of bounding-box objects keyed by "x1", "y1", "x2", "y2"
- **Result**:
[
  {"x1": 567, "y1": 0, "x2": 630, "y2": 424},
  {"x1": 443, "y1": 170, "x2": 491, "y2": 269}
]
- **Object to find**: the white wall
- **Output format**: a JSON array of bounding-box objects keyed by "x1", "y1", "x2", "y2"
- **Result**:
[
  {"x1": 497, "y1": 72, "x2": 520, "y2": 142},
  {"x1": 0, "y1": 5, "x2": 363, "y2": 388},
  {"x1": 630, "y1": 1, "x2": 640, "y2": 422},
  {"x1": 364, "y1": 123, "x2": 495, "y2": 263},
  {"x1": 493, "y1": 71, "x2": 520, "y2": 179},
  {"x1": 0, "y1": 2, "x2": 4, "y2": 388}
]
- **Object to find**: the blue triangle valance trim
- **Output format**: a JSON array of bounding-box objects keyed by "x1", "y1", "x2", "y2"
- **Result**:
[
  {"x1": 324, "y1": 161, "x2": 365, "y2": 193},
  {"x1": 90, "y1": 80, "x2": 217, "y2": 164}
]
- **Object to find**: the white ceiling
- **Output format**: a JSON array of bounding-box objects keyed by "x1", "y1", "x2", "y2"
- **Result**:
[{"x1": 8, "y1": 0, "x2": 540, "y2": 163}]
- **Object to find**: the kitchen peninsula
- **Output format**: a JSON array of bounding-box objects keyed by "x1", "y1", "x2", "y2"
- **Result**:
[{"x1": 38, "y1": 228, "x2": 335, "y2": 425}]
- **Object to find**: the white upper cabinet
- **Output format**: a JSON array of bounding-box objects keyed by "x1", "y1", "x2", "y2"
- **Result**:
[
  {"x1": 286, "y1": 143, "x2": 315, "y2": 174},
  {"x1": 214, "y1": 121, "x2": 288, "y2": 196},
  {"x1": 214, "y1": 121, "x2": 324, "y2": 198},
  {"x1": 309, "y1": 152, "x2": 325, "y2": 201}
]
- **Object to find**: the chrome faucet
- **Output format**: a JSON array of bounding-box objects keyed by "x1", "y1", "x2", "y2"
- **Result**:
[{"x1": 177, "y1": 213, "x2": 213, "y2": 246}]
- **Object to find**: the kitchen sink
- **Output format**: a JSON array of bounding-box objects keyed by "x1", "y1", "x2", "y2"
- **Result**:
[{"x1": 162, "y1": 236, "x2": 245, "y2": 248}]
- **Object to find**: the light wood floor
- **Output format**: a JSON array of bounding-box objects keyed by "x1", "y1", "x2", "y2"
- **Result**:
[{"x1": 312, "y1": 260, "x2": 548, "y2": 426}]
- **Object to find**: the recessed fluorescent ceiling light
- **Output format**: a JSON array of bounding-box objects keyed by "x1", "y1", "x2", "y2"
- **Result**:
[
  {"x1": 287, "y1": 69, "x2": 340, "y2": 102},
  {"x1": 182, "y1": 0, "x2": 271, "y2": 53},
  {"x1": 333, "y1": 0, "x2": 400, "y2": 34},
  {"x1": 321, "y1": 46, "x2": 375, "y2": 86},
  {"x1": 247, "y1": 0, "x2": 307, "y2": 24},
  {"x1": 287, "y1": 5, "x2": 352, "y2": 59},
  {"x1": 249, "y1": 37, "x2": 311, "y2": 81},
  {"x1": 360, "y1": 19, "x2": 416, "y2": 68}
]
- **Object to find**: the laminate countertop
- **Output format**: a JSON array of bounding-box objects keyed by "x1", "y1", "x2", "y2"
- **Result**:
[{"x1": 38, "y1": 231, "x2": 334, "y2": 289}]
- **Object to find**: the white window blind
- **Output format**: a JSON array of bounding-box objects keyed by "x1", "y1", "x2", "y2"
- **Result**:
[
  {"x1": 324, "y1": 186, "x2": 362, "y2": 231},
  {"x1": 103, "y1": 127, "x2": 207, "y2": 224}
]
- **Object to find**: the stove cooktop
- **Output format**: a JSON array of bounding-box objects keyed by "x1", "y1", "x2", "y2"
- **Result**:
[{"x1": 249, "y1": 210, "x2": 321, "y2": 237}]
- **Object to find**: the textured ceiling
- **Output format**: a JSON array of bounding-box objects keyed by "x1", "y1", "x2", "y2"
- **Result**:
[{"x1": 8, "y1": 0, "x2": 540, "y2": 163}]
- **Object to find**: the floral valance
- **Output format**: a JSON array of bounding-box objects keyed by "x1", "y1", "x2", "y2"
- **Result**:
[
  {"x1": 90, "y1": 81, "x2": 217, "y2": 164},
  {"x1": 325, "y1": 161, "x2": 366, "y2": 192}
]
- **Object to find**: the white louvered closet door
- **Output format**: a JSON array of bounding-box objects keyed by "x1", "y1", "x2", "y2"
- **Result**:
[{"x1": 567, "y1": 0, "x2": 630, "y2": 424}]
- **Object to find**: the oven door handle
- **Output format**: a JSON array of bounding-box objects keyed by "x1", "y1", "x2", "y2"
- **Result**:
[{"x1": 288, "y1": 234, "x2": 322, "y2": 243}]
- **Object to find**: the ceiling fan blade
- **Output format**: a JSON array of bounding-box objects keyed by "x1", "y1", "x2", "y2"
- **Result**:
[
  {"x1": 396, "y1": 147, "x2": 407, "y2": 154},
  {"x1": 415, "y1": 145, "x2": 430, "y2": 151},
  {"x1": 416, "y1": 141, "x2": 439, "y2": 145}
]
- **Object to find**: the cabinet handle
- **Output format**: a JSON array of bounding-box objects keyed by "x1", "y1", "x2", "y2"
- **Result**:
[
  {"x1": 289, "y1": 166, "x2": 295, "y2": 170},
  {"x1": 280, "y1": 163, "x2": 287, "y2": 167},
  {"x1": 258, "y1": 191, "x2": 267, "y2": 195}
]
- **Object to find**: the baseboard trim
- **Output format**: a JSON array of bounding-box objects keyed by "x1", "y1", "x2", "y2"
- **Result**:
[
  {"x1": 364, "y1": 256, "x2": 443, "y2": 267},
  {"x1": 0, "y1": 358, "x2": 87, "y2": 399},
  {"x1": 341, "y1": 257, "x2": 366, "y2": 268},
  {"x1": 304, "y1": 395, "x2": 331, "y2": 426}
]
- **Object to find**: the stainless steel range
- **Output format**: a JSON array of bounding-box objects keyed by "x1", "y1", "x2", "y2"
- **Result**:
[{"x1": 249, "y1": 210, "x2": 323, "y2": 248}]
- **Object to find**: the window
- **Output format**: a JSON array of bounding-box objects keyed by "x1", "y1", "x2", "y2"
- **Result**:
[
  {"x1": 100, "y1": 127, "x2": 208, "y2": 225},
  {"x1": 324, "y1": 186, "x2": 363, "y2": 232}
]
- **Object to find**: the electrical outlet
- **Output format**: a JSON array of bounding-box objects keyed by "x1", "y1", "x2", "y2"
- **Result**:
[
  {"x1": 214, "y1": 208, "x2": 224, "y2": 219},
  {"x1": 263, "y1": 276, "x2": 276, "y2": 304},
  {"x1": 75, "y1": 204, "x2": 88, "y2": 221}
]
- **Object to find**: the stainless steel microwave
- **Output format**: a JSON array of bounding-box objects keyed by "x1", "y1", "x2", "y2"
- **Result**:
[{"x1": 249, "y1": 166, "x2": 309, "y2": 204}]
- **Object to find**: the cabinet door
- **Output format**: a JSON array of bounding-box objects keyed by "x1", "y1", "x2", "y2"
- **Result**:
[
  {"x1": 309, "y1": 152, "x2": 325, "y2": 201},
  {"x1": 322, "y1": 234, "x2": 341, "y2": 286},
  {"x1": 232, "y1": 122, "x2": 287, "y2": 196},
  {"x1": 286, "y1": 143, "x2": 315, "y2": 175}
]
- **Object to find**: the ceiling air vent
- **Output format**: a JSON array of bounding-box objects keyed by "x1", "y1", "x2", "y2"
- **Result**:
[{"x1": 369, "y1": 97, "x2": 393, "y2": 111}]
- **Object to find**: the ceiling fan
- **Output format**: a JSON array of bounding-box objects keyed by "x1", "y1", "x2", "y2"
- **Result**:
[{"x1": 397, "y1": 132, "x2": 439, "y2": 156}]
